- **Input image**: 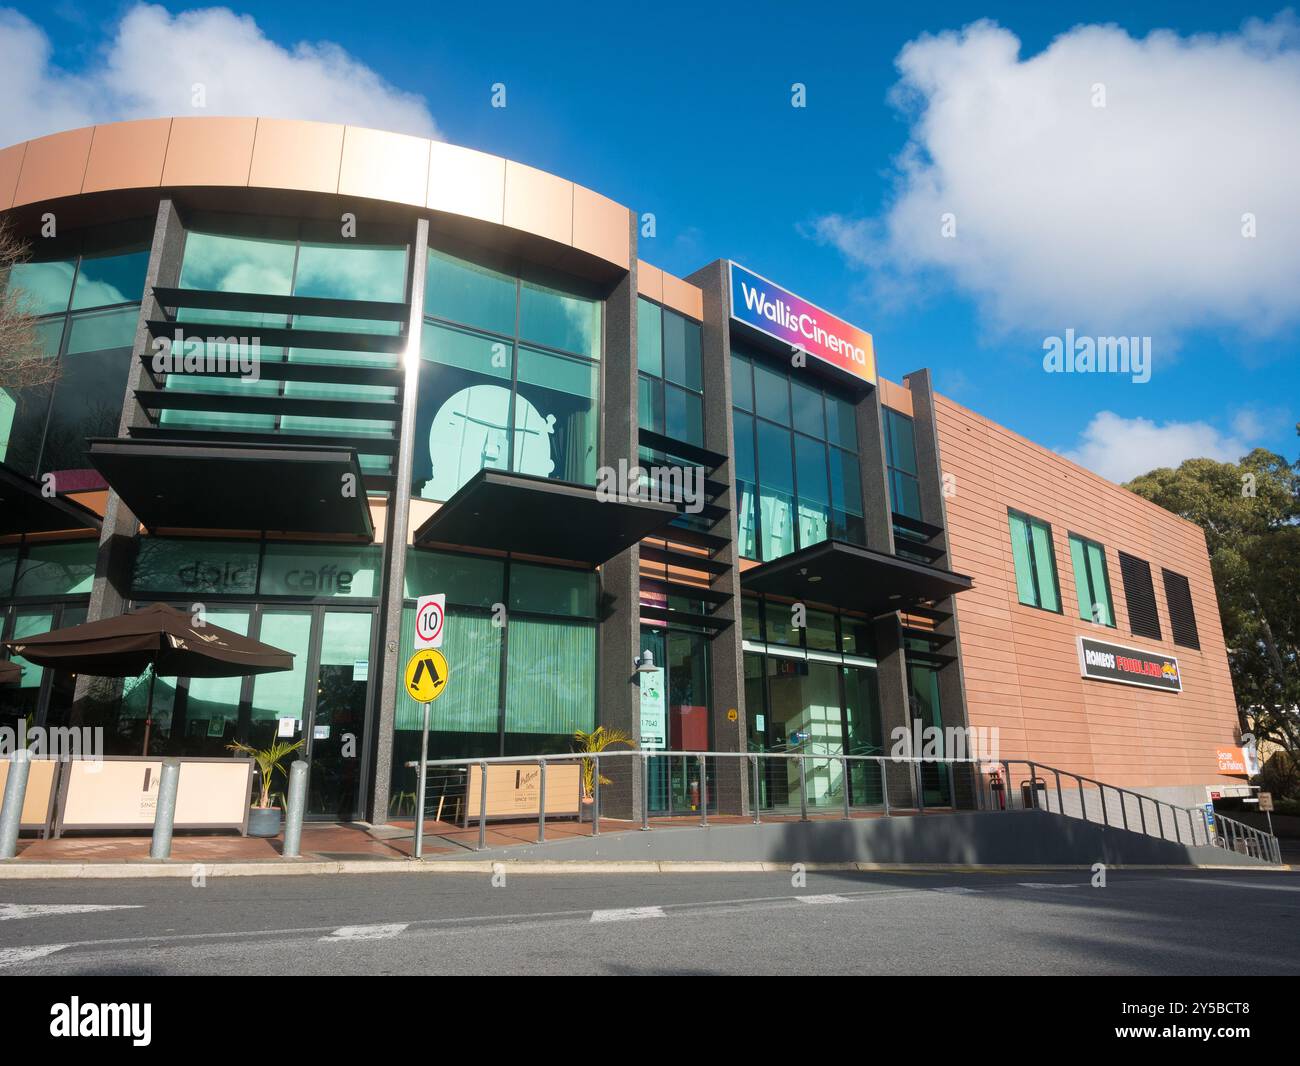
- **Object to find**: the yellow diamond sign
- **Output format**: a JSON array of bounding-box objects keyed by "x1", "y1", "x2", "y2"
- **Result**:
[{"x1": 404, "y1": 648, "x2": 449, "y2": 703}]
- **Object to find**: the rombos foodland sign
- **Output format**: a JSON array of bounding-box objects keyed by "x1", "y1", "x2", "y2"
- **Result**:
[{"x1": 728, "y1": 262, "x2": 876, "y2": 386}]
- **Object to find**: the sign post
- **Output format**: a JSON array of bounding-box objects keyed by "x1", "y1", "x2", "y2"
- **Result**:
[
  {"x1": 1259, "y1": 791, "x2": 1275, "y2": 838},
  {"x1": 407, "y1": 646, "x2": 450, "y2": 860}
]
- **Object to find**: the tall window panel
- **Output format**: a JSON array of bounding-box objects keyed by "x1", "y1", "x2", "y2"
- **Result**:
[
  {"x1": 1008, "y1": 510, "x2": 1061, "y2": 612},
  {"x1": 1161, "y1": 568, "x2": 1200, "y2": 649},
  {"x1": 731, "y1": 346, "x2": 863, "y2": 561},
  {"x1": 1, "y1": 222, "x2": 151, "y2": 481},
  {"x1": 637, "y1": 297, "x2": 703, "y2": 447},
  {"x1": 414, "y1": 247, "x2": 603, "y2": 501},
  {"x1": 1118, "y1": 551, "x2": 1162, "y2": 640},
  {"x1": 882, "y1": 408, "x2": 922, "y2": 520},
  {"x1": 1068, "y1": 533, "x2": 1115, "y2": 626}
]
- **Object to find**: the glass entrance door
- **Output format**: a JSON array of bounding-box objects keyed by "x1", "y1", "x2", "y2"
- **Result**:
[{"x1": 307, "y1": 611, "x2": 373, "y2": 819}]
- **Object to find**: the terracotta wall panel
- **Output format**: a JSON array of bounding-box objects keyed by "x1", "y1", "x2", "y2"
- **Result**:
[
  {"x1": 339, "y1": 126, "x2": 429, "y2": 207},
  {"x1": 0, "y1": 143, "x2": 25, "y2": 211},
  {"x1": 660, "y1": 270, "x2": 704, "y2": 321},
  {"x1": 161, "y1": 117, "x2": 256, "y2": 187},
  {"x1": 636, "y1": 261, "x2": 664, "y2": 303},
  {"x1": 879, "y1": 377, "x2": 913, "y2": 416},
  {"x1": 12, "y1": 126, "x2": 93, "y2": 206},
  {"x1": 426, "y1": 141, "x2": 505, "y2": 224},
  {"x1": 936, "y1": 392, "x2": 1241, "y2": 792},
  {"x1": 572, "y1": 185, "x2": 629, "y2": 270},
  {"x1": 503, "y1": 160, "x2": 572, "y2": 246},
  {"x1": 82, "y1": 119, "x2": 171, "y2": 194},
  {"x1": 249, "y1": 118, "x2": 343, "y2": 194}
]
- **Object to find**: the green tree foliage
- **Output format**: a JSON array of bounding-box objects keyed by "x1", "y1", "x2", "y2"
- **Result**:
[{"x1": 1126, "y1": 434, "x2": 1300, "y2": 783}]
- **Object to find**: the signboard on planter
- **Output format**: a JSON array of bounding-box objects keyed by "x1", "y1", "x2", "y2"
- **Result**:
[
  {"x1": 639, "y1": 668, "x2": 666, "y2": 750},
  {"x1": 728, "y1": 262, "x2": 876, "y2": 386},
  {"x1": 55, "y1": 757, "x2": 254, "y2": 835},
  {"x1": 1076, "y1": 636, "x2": 1181, "y2": 692}
]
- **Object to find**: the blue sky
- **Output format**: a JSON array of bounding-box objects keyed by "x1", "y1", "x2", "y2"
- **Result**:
[{"x1": 4, "y1": 1, "x2": 1297, "y2": 480}]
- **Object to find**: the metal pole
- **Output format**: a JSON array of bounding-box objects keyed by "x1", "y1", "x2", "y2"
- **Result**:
[
  {"x1": 412, "y1": 703, "x2": 431, "y2": 859},
  {"x1": 149, "y1": 758, "x2": 181, "y2": 860},
  {"x1": 592, "y1": 754, "x2": 601, "y2": 836},
  {"x1": 641, "y1": 753, "x2": 650, "y2": 831},
  {"x1": 841, "y1": 756, "x2": 851, "y2": 820},
  {"x1": 1028, "y1": 761, "x2": 1037, "y2": 810},
  {"x1": 1054, "y1": 770, "x2": 1063, "y2": 815},
  {"x1": 798, "y1": 756, "x2": 808, "y2": 821},
  {"x1": 282, "y1": 759, "x2": 309, "y2": 859},
  {"x1": 881, "y1": 758, "x2": 891, "y2": 817},
  {"x1": 477, "y1": 760, "x2": 487, "y2": 851},
  {"x1": 916, "y1": 760, "x2": 925, "y2": 813},
  {"x1": 945, "y1": 760, "x2": 956, "y2": 809},
  {"x1": 537, "y1": 759, "x2": 547, "y2": 843},
  {"x1": 1155, "y1": 802, "x2": 1165, "y2": 841},
  {"x1": 141, "y1": 666, "x2": 156, "y2": 757},
  {"x1": 751, "y1": 754, "x2": 761, "y2": 824},
  {"x1": 0, "y1": 749, "x2": 33, "y2": 859},
  {"x1": 698, "y1": 754, "x2": 708, "y2": 828}
]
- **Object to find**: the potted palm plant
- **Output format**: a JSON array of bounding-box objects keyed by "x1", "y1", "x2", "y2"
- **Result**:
[
  {"x1": 228, "y1": 737, "x2": 304, "y2": 837},
  {"x1": 573, "y1": 726, "x2": 634, "y2": 819}
]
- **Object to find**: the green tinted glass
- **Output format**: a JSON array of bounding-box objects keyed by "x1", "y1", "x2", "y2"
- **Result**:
[
  {"x1": 7, "y1": 260, "x2": 76, "y2": 316},
  {"x1": 637, "y1": 298, "x2": 663, "y2": 376},
  {"x1": 71, "y1": 248, "x2": 149, "y2": 309},
  {"x1": 179, "y1": 231, "x2": 295, "y2": 295},
  {"x1": 518, "y1": 280, "x2": 600, "y2": 359},
  {"x1": 509, "y1": 563, "x2": 597, "y2": 617},
  {"x1": 425, "y1": 249, "x2": 517, "y2": 335},
  {"x1": 15, "y1": 541, "x2": 97, "y2": 596}
]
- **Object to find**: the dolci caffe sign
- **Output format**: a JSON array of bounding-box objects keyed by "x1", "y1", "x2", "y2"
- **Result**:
[
  {"x1": 1076, "y1": 636, "x2": 1181, "y2": 693},
  {"x1": 728, "y1": 262, "x2": 876, "y2": 386}
]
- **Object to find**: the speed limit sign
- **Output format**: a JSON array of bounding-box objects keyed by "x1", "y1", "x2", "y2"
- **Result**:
[{"x1": 414, "y1": 593, "x2": 445, "y2": 649}]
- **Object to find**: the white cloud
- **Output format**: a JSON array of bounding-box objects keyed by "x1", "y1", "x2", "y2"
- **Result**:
[
  {"x1": 0, "y1": 4, "x2": 438, "y2": 145},
  {"x1": 814, "y1": 15, "x2": 1300, "y2": 339},
  {"x1": 1060, "y1": 410, "x2": 1253, "y2": 482}
]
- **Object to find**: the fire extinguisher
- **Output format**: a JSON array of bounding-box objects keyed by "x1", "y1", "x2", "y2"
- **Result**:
[
  {"x1": 989, "y1": 770, "x2": 1006, "y2": 810},
  {"x1": 689, "y1": 779, "x2": 700, "y2": 810}
]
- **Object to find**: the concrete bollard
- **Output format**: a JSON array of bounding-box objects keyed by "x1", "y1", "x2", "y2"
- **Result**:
[
  {"x1": 149, "y1": 758, "x2": 182, "y2": 860},
  {"x1": 0, "y1": 749, "x2": 33, "y2": 859},
  {"x1": 281, "y1": 760, "x2": 309, "y2": 859}
]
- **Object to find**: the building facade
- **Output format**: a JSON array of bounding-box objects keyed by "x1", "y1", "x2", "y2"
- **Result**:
[{"x1": 0, "y1": 117, "x2": 1247, "y2": 822}]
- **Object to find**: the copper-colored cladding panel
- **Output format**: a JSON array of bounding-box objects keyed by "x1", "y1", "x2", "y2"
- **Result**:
[
  {"x1": 427, "y1": 141, "x2": 505, "y2": 224},
  {"x1": 936, "y1": 393, "x2": 1241, "y2": 791},
  {"x1": 65, "y1": 490, "x2": 109, "y2": 518},
  {"x1": 878, "y1": 377, "x2": 913, "y2": 417},
  {"x1": 503, "y1": 160, "x2": 572, "y2": 247},
  {"x1": 81, "y1": 119, "x2": 171, "y2": 195},
  {"x1": 0, "y1": 143, "x2": 25, "y2": 211},
  {"x1": 637, "y1": 261, "x2": 665, "y2": 303},
  {"x1": 249, "y1": 118, "x2": 343, "y2": 194},
  {"x1": 660, "y1": 271, "x2": 704, "y2": 322},
  {"x1": 339, "y1": 126, "x2": 429, "y2": 208},
  {"x1": 572, "y1": 185, "x2": 630, "y2": 271},
  {"x1": 161, "y1": 117, "x2": 257, "y2": 187},
  {"x1": 12, "y1": 126, "x2": 94, "y2": 207}
]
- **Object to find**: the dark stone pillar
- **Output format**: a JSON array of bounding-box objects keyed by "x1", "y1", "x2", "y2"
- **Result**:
[
  {"x1": 370, "y1": 218, "x2": 429, "y2": 824},
  {"x1": 686, "y1": 259, "x2": 746, "y2": 816},
  {"x1": 596, "y1": 210, "x2": 641, "y2": 820},
  {"x1": 72, "y1": 197, "x2": 184, "y2": 725},
  {"x1": 873, "y1": 611, "x2": 917, "y2": 808},
  {"x1": 857, "y1": 384, "x2": 895, "y2": 554}
]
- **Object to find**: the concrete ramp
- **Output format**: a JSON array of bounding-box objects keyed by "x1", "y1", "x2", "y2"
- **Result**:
[{"x1": 436, "y1": 810, "x2": 1276, "y2": 867}]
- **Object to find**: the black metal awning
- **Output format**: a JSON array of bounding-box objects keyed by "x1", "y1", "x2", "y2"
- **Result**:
[
  {"x1": 0, "y1": 463, "x2": 103, "y2": 535},
  {"x1": 413, "y1": 468, "x2": 678, "y2": 565},
  {"x1": 740, "y1": 539, "x2": 973, "y2": 615},
  {"x1": 86, "y1": 438, "x2": 373, "y2": 538}
]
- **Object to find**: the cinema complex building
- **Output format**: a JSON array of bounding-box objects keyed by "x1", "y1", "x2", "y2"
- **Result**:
[{"x1": 0, "y1": 117, "x2": 1251, "y2": 829}]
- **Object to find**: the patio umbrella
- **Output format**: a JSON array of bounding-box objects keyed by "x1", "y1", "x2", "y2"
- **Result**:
[
  {"x1": 0, "y1": 659, "x2": 21, "y2": 685},
  {"x1": 3, "y1": 603, "x2": 294, "y2": 754}
]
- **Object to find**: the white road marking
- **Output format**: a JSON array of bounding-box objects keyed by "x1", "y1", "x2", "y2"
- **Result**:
[
  {"x1": 0, "y1": 944, "x2": 68, "y2": 968},
  {"x1": 932, "y1": 886, "x2": 981, "y2": 895},
  {"x1": 1016, "y1": 883, "x2": 1085, "y2": 890},
  {"x1": 0, "y1": 903, "x2": 143, "y2": 922},
  {"x1": 794, "y1": 894, "x2": 848, "y2": 905},
  {"x1": 1179, "y1": 880, "x2": 1300, "y2": 892},
  {"x1": 590, "y1": 906, "x2": 666, "y2": 923},
  {"x1": 320, "y1": 923, "x2": 409, "y2": 941}
]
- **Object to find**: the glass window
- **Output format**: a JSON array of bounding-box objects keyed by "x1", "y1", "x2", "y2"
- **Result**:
[
  {"x1": 426, "y1": 249, "x2": 517, "y2": 336},
  {"x1": 756, "y1": 420, "x2": 795, "y2": 560},
  {"x1": 663, "y1": 311, "x2": 701, "y2": 391},
  {"x1": 132, "y1": 538, "x2": 260, "y2": 597},
  {"x1": 258, "y1": 543, "x2": 380, "y2": 598},
  {"x1": 514, "y1": 346, "x2": 598, "y2": 485},
  {"x1": 637, "y1": 298, "x2": 663, "y2": 376},
  {"x1": 1069, "y1": 534, "x2": 1115, "y2": 626},
  {"x1": 509, "y1": 563, "x2": 597, "y2": 617},
  {"x1": 791, "y1": 380, "x2": 825, "y2": 438},
  {"x1": 295, "y1": 241, "x2": 407, "y2": 304},
  {"x1": 249, "y1": 610, "x2": 312, "y2": 733},
  {"x1": 14, "y1": 540, "x2": 97, "y2": 596},
  {"x1": 753, "y1": 361, "x2": 790, "y2": 425},
  {"x1": 518, "y1": 279, "x2": 600, "y2": 359},
  {"x1": 664, "y1": 383, "x2": 703, "y2": 447},
  {"x1": 794, "y1": 434, "x2": 830, "y2": 549},
  {"x1": 638, "y1": 374, "x2": 664, "y2": 436},
  {"x1": 179, "y1": 231, "x2": 296, "y2": 296},
  {"x1": 1008, "y1": 511, "x2": 1061, "y2": 612},
  {"x1": 395, "y1": 605, "x2": 501, "y2": 736},
  {"x1": 6, "y1": 259, "x2": 76, "y2": 316},
  {"x1": 884, "y1": 409, "x2": 918, "y2": 476},
  {"x1": 806, "y1": 609, "x2": 837, "y2": 651},
  {"x1": 504, "y1": 616, "x2": 596, "y2": 738},
  {"x1": 71, "y1": 247, "x2": 149, "y2": 309},
  {"x1": 826, "y1": 396, "x2": 857, "y2": 451},
  {"x1": 179, "y1": 609, "x2": 250, "y2": 751},
  {"x1": 64, "y1": 306, "x2": 137, "y2": 354},
  {"x1": 731, "y1": 353, "x2": 753, "y2": 411},
  {"x1": 405, "y1": 549, "x2": 505, "y2": 606}
]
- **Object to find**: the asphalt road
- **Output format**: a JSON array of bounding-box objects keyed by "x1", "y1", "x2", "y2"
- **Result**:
[{"x1": 0, "y1": 867, "x2": 1297, "y2": 976}]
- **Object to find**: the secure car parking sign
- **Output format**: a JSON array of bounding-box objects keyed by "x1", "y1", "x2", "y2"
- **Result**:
[{"x1": 414, "y1": 594, "x2": 446, "y2": 649}]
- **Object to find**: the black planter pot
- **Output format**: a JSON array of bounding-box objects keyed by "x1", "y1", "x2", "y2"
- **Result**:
[{"x1": 247, "y1": 807, "x2": 282, "y2": 838}]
